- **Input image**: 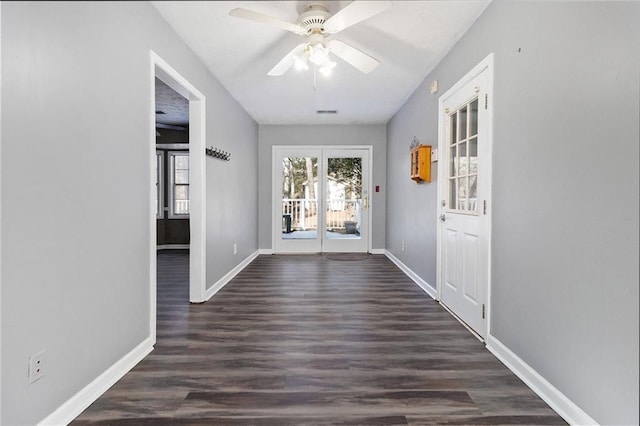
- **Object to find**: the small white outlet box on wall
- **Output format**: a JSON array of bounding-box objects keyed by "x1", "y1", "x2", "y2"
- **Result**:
[{"x1": 28, "y1": 351, "x2": 46, "y2": 383}]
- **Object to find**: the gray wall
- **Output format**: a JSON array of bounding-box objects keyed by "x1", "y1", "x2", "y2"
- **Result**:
[
  {"x1": 258, "y1": 125, "x2": 386, "y2": 251},
  {"x1": 387, "y1": 1, "x2": 639, "y2": 424},
  {"x1": 206, "y1": 105, "x2": 258, "y2": 288},
  {"x1": 1, "y1": 2, "x2": 258, "y2": 424}
]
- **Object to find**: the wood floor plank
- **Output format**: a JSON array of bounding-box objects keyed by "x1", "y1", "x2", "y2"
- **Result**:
[{"x1": 72, "y1": 251, "x2": 565, "y2": 424}]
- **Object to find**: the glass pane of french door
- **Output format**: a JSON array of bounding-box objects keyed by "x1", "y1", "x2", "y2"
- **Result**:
[
  {"x1": 274, "y1": 148, "x2": 322, "y2": 253},
  {"x1": 322, "y1": 149, "x2": 369, "y2": 253},
  {"x1": 325, "y1": 157, "x2": 362, "y2": 240},
  {"x1": 281, "y1": 156, "x2": 318, "y2": 239}
]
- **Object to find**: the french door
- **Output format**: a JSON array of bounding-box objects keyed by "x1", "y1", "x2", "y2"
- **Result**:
[
  {"x1": 437, "y1": 54, "x2": 493, "y2": 339},
  {"x1": 273, "y1": 147, "x2": 370, "y2": 253}
]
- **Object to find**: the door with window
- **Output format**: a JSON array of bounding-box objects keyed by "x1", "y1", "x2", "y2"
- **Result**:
[
  {"x1": 273, "y1": 147, "x2": 370, "y2": 253},
  {"x1": 437, "y1": 55, "x2": 493, "y2": 338}
]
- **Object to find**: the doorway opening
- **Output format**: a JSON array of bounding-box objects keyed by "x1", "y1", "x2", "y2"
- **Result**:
[
  {"x1": 150, "y1": 51, "x2": 206, "y2": 344},
  {"x1": 272, "y1": 146, "x2": 371, "y2": 253},
  {"x1": 155, "y1": 78, "x2": 190, "y2": 251}
]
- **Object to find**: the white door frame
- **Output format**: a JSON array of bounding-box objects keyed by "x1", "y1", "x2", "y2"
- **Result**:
[
  {"x1": 150, "y1": 51, "x2": 207, "y2": 344},
  {"x1": 0, "y1": 3, "x2": 4, "y2": 420},
  {"x1": 436, "y1": 53, "x2": 494, "y2": 339},
  {"x1": 272, "y1": 145, "x2": 372, "y2": 254}
]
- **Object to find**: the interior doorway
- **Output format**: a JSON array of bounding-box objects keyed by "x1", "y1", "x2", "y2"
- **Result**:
[
  {"x1": 272, "y1": 146, "x2": 371, "y2": 253},
  {"x1": 150, "y1": 51, "x2": 206, "y2": 344},
  {"x1": 155, "y1": 78, "x2": 190, "y2": 251}
]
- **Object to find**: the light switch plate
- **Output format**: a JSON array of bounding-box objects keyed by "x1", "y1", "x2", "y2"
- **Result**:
[{"x1": 431, "y1": 148, "x2": 438, "y2": 162}]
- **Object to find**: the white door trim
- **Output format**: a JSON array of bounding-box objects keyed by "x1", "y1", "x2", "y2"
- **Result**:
[
  {"x1": 0, "y1": 3, "x2": 4, "y2": 420},
  {"x1": 271, "y1": 145, "x2": 373, "y2": 254},
  {"x1": 436, "y1": 53, "x2": 494, "y2": 338},
  {"x1": 150, "y1": 51, "x2": 207, "y2": 346}
]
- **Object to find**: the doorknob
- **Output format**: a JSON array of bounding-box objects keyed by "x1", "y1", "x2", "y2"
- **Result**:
[{"x1": 439, "y1": 214, "x2": 446, "y2": 222}]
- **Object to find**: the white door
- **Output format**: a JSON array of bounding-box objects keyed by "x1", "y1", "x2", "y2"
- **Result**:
[
  {"x1": 437, "y1": 55, "x2": 493, "y2": 338},
  {"x1": 273, "y1": 147, "x2": 370, "y2": 253},
  {"x1": 322, "y1": 149, "x2": 369, "y2": 253}
]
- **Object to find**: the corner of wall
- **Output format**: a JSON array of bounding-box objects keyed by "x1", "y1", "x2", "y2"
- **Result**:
[
  {"x1": 204, "y1": 250, "x2": 259, "y2": 301},
  {"x1": 384, "y1": 250, "x2": 437, "y2": 300}
]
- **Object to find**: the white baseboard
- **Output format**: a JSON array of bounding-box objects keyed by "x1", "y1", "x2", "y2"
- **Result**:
[
  {"x1": 156, "y1": 244, "x2": 189, "y2": 250},
  {"x1": 369, "y1": 248, "x2": 385, "y2": 255},
  {"x1": 204, "y1": 250, "x2": 259, "y2": 301},
  {"x1": 383, "y1": 250, "x2": 595, "y2": 425},
  {"x1": 384, "y1": 250, "x2": 437, "y2": 299},
  {"x1": 39, "y1": 337, "x2": 154, "y2": 426},
  {"x1": 258, "y1": 249, "x2": 273, "y2": 255},
  {"x1": 486, "y1": 335, "x2": 598, "y2": 426}
]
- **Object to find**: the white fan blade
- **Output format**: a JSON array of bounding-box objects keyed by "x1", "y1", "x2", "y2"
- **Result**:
[
  {"x1": 229, "y1": 8, "x2": 306, "y2": 35},
  {"x1": 327, "y1": 39, "x2": 380, "y2": 74},
  {"x1": 268, "y1": 43, "x2": 307, "y2": 76},
  {"x1": 323, "y1": 1, "x2": 392, "y2": 34}
]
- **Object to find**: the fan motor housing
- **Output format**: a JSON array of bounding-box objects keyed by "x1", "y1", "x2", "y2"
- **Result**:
[{"x1": 297, "y1": 3, "x2": 331, "y2": 32}]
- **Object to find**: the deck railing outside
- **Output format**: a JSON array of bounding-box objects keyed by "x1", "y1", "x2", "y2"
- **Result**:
[
  {"x1": 175, "y1": 200, "x2": 190, "y2": 215},
  {"x1": 282, "y1": 198, "x2": 360, "y2": 231}
]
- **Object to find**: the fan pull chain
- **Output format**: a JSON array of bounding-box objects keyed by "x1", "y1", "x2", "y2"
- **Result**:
[{"x1": 313, "y1": 65, "x2": 317, "y2": 92}]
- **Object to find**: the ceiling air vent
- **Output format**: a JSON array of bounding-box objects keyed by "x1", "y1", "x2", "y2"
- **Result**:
[{"x1": 316, "y1": 110, "x2": 338, "y2": 114}]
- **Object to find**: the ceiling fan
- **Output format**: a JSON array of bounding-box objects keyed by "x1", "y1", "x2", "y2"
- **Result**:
[{"x1": 229, "y1": 1, "x2": 391, "y2": 76}]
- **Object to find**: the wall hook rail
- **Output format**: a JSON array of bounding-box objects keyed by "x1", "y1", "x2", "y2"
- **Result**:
[{"x1": 205, "y1": 146, "x2": 231, "y2": 161}]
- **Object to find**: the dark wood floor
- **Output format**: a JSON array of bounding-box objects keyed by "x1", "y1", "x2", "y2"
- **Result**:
[{"x1": 73, "y1": 251, "x2": 565, "y2": 425}]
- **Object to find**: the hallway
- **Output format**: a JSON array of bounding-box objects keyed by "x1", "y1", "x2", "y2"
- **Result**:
[{"x1": 73, "y1": 251, "x2": 564, "y2": 425}]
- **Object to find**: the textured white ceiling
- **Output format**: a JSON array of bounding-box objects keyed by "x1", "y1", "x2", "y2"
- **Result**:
[
  {"x1": 152, "y1": 1, "x2": 490, "y2": 125},
  {"x1": 155, "y1": 78, "x2": 189, "y2": 127}
]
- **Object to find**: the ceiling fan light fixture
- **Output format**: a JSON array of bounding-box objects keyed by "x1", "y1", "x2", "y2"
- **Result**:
[
  {"x1": 230, "y1": 1, "x2": 390, "y2": 77},
  {"x1": 309, "y1": 43, "x2": 329, "y2": 65},
  {"x1": 293, "y1": 54, "x2": 309, "y2": 71},
  {"x1": 319, "y1": 59, "x2": 337, "y2": 77}
]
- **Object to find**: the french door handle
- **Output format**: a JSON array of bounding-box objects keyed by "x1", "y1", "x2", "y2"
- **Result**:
[{"x1": 439, "y1": 214, "x2": 446, "y2": 222}]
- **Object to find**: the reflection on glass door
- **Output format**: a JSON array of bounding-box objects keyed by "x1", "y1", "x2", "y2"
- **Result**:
[
  {"x1": 281, "y1": 156, "x2": 318, "y2": 239},
  {"x1": 322, "y1": 149, "x2": 369, "y2": 253},
  {"x1": 325, "y1": 157, "x2": 362, "y2": 240}
]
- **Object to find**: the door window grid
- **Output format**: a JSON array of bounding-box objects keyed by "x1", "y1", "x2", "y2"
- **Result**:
[
  {"x1": 448, "y1": 98, "x2": 479, "y2": 213},
  {"x1": 168, "y1": 151, "x2": 190, "y2": 218}
]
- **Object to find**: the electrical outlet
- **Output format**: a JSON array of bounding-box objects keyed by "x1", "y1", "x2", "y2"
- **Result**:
[
  {"x1": 233, "y1": 243, "x2": 237, "y2": 255},
  {"x1": 401, "y1": 241, "x2": 405, "y2": 252},
  {"x1": 28, "y1": 351, "x2": 46, "y2": 384}
]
